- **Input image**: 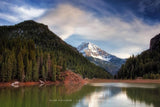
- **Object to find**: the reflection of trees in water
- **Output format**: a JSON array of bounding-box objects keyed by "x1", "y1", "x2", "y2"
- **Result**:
[
  {"x1": 125, "y1": 88, "x2": 160, "y2": 107},
  {"x1": 0, "y1": 85, "x2": 99, "y2": 107}
]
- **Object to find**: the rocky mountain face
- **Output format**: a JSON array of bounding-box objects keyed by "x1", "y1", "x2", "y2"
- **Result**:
[
  {"x1": 150, "y1": 33, "x2": 160, "y2": 50},
  {"x1": 77, "y1": 42, "x2": 111, "y2": 61},
  {"x1": 77, "y1": 42, "x2": 126, "y2": 75}
]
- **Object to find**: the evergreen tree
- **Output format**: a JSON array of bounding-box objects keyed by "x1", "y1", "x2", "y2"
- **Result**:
[
  {"x1": 6, "y1": 53, "x2": 13, "y2": 81},
  {"x1": 51, "y1": 65, "x2": 56, "y2": 81},
  {"x1": 17, "y1": 52, "x2": 24, "y2": 81},
  {"x1": 1, "y1": 62, "x2": 6, "y2": 82},
  {"x1": 32, "y1": 61, "x2": 39, "y2": 81},
  {"x1": 25, "y1": 60, "x2": 32, "y2": 81},
  {"x1": 42, "y1": 65, "x2": 45, "y2": 81}
]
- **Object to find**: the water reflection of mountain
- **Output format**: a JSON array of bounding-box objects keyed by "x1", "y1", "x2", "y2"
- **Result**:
[
  {"x1": 125, "y1": 88, "x2": 160, "y2": 107},
  {"x1": 99, "y1": 87, "x2": 121, "y2": 99},
  {"x1": 77, "y1": 87, "x2": 121, "y2": 107}
]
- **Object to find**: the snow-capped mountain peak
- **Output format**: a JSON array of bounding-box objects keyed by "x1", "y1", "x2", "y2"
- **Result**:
[
  {"x1": 77, "y1": 42, "x2": 111, "y2": 61},
  {"x1": 77, "y1": 42, "x2": 126, "y2": 75}
]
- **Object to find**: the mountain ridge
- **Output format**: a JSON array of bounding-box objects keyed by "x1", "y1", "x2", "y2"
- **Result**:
[
  {"x1": 0, "y1": 20, "x2": 112, "y2": 82},
  {"x1": 77, "y1": 42, "x2": 111, "y2": 61},
  {"x1": 77, "y1": 42, "x2": 126, "y2": 75}
]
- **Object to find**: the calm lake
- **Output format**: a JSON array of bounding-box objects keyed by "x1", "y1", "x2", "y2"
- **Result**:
[{"x1": 0, "y1": 83, "x2": 160, "y2": 107}]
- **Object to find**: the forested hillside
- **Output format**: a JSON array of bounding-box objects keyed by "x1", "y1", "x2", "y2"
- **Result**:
[
  {"x1": 117, "y1": 34, "x2": 160, "y2": 79},
  {"x1": 0, "y1": 20, "x2": 112, "y2": 82}
]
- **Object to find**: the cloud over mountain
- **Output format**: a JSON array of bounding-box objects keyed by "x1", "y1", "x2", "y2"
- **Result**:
[
  {"x1": 39, "y1": 4, "x2": 160, "y2": 58},
  {"x1": 1, "y1": 0, "x2": 160, "y2": 58}
]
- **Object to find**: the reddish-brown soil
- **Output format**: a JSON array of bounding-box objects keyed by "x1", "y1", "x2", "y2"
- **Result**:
[
  {"x1": 60, "y1": 71, "x2": 86, "y2": 94},
  {"x1": 61, "y1": 70, "x2": 86, "y2": 85}
]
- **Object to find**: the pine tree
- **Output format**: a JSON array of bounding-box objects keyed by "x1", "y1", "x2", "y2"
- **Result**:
[
  {"x1": 42, "y1": 65, "x2": 45, "y2": 81},
  {"x1": 11, "y1": 52, "x2": 17, "y2": 80},
  {"x1": 62, "y1": 61, "x2": 67, "y2": 72},
  {"x1": 50, "y1": 64, "x2": 56, "y2": 81},
  {"x1": 6, "y1": 54, "x2": 13, "y2": 81},
  {"x1": 17, "y1": 52, "x2": 24, "y2": 82},
  {"x1": 45, "y1": 61, "x2": 48, "y2": 80},
  {"x1": 32, "y1": 61, "x2": 39, "y2": 81},
  {"x1": 1, "y1": 62, "x2": 6, "y2": 82},
  {"x1": 25, "y1": 59, "x2": 32, "y2": 81}
]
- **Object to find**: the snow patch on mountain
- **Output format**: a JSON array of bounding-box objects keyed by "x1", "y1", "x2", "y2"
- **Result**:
[
  {"x1": 77, "y1": 42, "x2": 111, "y2": 62},
  {"x1": 77, "y1": 42, "x2": 126, "y2": 75}
]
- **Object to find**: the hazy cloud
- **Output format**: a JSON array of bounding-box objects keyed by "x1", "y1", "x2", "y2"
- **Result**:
[{"x1": 39, "y1": 4, "x2": 160, "y2": 58}]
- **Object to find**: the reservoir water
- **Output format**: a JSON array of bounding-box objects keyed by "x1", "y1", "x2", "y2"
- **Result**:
[{"x1": 0, "y1": 83, "x2": 160, "y2": 107}]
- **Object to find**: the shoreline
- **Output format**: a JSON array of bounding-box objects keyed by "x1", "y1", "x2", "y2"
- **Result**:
[
  {"x1": 0, "y1": 71, "x2": 85, "y2": 87},
  {"x1": 0, "y1": 81, "x2": 61, "y2": 87},
  {"x1": 0, "y1": 79, "x2": 160, "y2": 87},
  {"x1": 88, "y1": 79, "x2": 160, "y2": 84}
]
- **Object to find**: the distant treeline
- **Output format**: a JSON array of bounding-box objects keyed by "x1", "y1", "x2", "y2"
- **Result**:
[{"x1": 117, "y1": 48, "x2": 160, "y2": 79}]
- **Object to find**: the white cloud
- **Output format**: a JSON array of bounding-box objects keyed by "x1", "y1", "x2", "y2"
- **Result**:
[
  {"x1": 38, "y1": 4, "x2": 160, "y2": 58},
  {"x1": 39, "y1": 4, "x2": 160, "y2": 58},
  {"x1": 0, "y1": 2, "x2": 46, "y2": 23},
  {"x1": 0, "y1": 13, "x2": 19, "y2": 22},
  {"x1": 112, "y1": 46, "x2": 142, "y2": 58},
  {"x1": 38, "y1": 4, "x2": 87, "y2": 39},
  {"x1": 13, "y1": 6, "x2": 46, "y2": 20}
]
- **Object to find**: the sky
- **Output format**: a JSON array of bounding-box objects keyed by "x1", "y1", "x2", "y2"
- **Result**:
[{"x1": 0, "y1": 0, "x2": 160, "y2": 58}]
